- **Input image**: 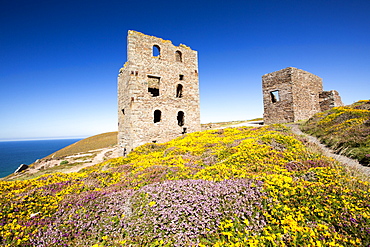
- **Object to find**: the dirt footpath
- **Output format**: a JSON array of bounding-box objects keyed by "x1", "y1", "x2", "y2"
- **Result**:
[{"x1": 288, "y1": 123, "x2": 370, "y2": 177}]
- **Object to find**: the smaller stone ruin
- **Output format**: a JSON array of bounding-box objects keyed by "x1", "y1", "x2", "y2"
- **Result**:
[{"x1": 262, "y1": 67, "x2": 343, "y2": 124}]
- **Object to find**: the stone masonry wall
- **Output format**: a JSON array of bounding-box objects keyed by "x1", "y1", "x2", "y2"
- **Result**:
[
  {"x1": 118, "y1": 31, "x2": 201, "y2": 155},
  {"x1": 262, "y1": 67, "x2": 323, "y2": 124},
  {"x1": 262, "y1": 68, "x2": 295, "y2": 124},
  {"x1": 290, "y1": 68, "x2": 323, "y2": 121},
  {"x1": 319, "y1": 90, "x2": 344, "y2": 111}
]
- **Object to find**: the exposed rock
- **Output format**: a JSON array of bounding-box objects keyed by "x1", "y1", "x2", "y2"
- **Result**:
[{"x1": 14, "y1": 164, "x2": 28, "y2": 173}]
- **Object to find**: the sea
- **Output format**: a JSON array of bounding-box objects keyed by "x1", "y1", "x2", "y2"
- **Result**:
[{"x1": 0, "y1": 138, "x2": 82, "y2": 178}]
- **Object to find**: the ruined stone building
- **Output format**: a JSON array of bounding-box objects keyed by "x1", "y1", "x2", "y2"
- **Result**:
[
  {"x1": 118, "y1": 31, "x2": 201, "y2": 155},
  {"x1": 262, "y1": 67, "x2": 343, "y2": 124}
]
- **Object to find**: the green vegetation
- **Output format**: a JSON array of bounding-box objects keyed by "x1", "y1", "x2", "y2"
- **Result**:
[
  {"x1": 46, "y1": 131, "x2": 117, "y2": 158},
  {"x1": 60, "y1": 160, "x2": 69, "y2": 165},
  {"x1": 301, "y1": 100, "x2": 370, "y2": 165},
  {"x1": 1, "y1": 125, "x2": 369, "y2": 246}
]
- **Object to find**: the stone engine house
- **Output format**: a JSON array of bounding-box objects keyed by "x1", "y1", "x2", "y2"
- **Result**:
[
  {"x1": 118, "y1": 31, "x2": 201, "y2": 155},
  {"x1": 262, "y1": 67, "x2": 343, "y2": 124}
]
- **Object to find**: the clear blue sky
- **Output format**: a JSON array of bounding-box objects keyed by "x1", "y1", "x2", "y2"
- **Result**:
[{"x1": 1, "y1": 0, "x2": 369, "y2": 140}]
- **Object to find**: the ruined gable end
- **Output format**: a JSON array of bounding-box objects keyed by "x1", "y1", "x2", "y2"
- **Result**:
[{"x1": 117, "y1": 31, "x2": 201, "y2": 155}]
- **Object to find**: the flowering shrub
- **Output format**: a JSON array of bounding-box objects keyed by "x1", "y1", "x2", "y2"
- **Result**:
[
  {"x1": 301, "y1": 100, "x2": 370, "y2": 165},
  {"x1": 125, "y1": 179, "x2": 267, "y2": 246},
  {"x1": 31, "y1": 189, "x2": 133, "y2": 246},
  {"x1": 0, "y1": 124, "x2": 369, "y2": 246},
  {"x1": 218, "y1": 168, "x2": 370, "y2": 246}
]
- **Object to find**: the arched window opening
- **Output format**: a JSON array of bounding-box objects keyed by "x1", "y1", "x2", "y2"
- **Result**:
[
  {"x1": 153, "y1": 45, "x2": 160, "y2": 57},
  {"x1": 175, "y1": 50, "x2": 182, "y2": 62},
  {"x1": 177, "y1": 111, "x2": 184, "y2": 126},
  {"x1": 270, "y1": 90, "x2": 280, "y2": 103},
  {"x1": 176, "y1": 84, "x2": 183, "y2": 98},
  {"x1": 154, "y1": 110, "x2": 161, "y2": 123}
]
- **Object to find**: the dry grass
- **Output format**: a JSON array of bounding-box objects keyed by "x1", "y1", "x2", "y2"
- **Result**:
[
  {"x1": 201, "y1": 118, "x2": 263, "y2": 130},
  {"x1": 9, "y1": 161, "x2": 86, "y2": 181},
  {"x1": 45, "y1": 132, "x2": 118, "y2": 159}
]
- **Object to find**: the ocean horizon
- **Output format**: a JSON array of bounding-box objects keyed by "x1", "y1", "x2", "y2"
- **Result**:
[
  {"x1": 0, "y1": 136, "x2": 88, "y2": 142},
  {"x1": 0, "y1": 138, "x2": 82, "y2": 178}
]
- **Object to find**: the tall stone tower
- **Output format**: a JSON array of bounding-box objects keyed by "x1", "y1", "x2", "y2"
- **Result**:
[
  {"x1": 262, "y1": 67, "x2": 343, "y2": 124},
  {"x1": 118, "y1": 30, "x2": 201, "y2": 155}
]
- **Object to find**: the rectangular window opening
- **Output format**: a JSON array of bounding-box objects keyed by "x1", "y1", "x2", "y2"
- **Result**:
[
  {"x1": 148, "y1": 88, "x2": 159, "y2": 97},
  {"x1": 270, "y1": 90, "x2": 280, "y2": 103},
  {"x1": 179, "y1": 74, "x2": 184, "y2": 80},
  {"x1": 148, "y1": 75, "x2": 160, "y2": 97}
]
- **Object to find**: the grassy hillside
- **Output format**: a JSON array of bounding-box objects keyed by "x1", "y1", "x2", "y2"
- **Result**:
[
  {"x1": 301, "y1": 100, "x2": 370, "y2": 165},
  {"x1": 1, "y1": 124, "x2": 369, "y2": 246},
  {"x1": 45, "y1": 131, "x2": 118, "y2": 159}
]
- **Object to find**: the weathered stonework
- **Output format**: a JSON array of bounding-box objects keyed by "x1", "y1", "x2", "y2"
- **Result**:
[
  {"x1": 262, "y1": 67, "x2": 343, "y2": 124},
  {"x1": 118, "y1": 31, "x2": 201, "y2": 155},
  {"x1": 319, "y1": 90, "x2": 343, "y2": 111}
]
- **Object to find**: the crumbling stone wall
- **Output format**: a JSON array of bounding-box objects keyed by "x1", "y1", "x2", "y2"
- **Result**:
[
  {"x1": 319, "y1": 90, "x2": 343, "y2": 111},
  {"x1": 262, "y1": 67, "x2": 342, "y2": 124},
  {"x1": 118, "y1": 31, "x2": 201, "y2": 155}
]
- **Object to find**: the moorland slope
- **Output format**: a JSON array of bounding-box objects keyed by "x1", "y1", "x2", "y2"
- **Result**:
[
  {"x1": 46, "y1": 131, "x2": 118, "y2": 159},
  {"x1": 1, "y1": 107, "x2": 369, "y2": 246},
  {"x1": 301, "y1": 100, "x2": 370, "y2": 165}
]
